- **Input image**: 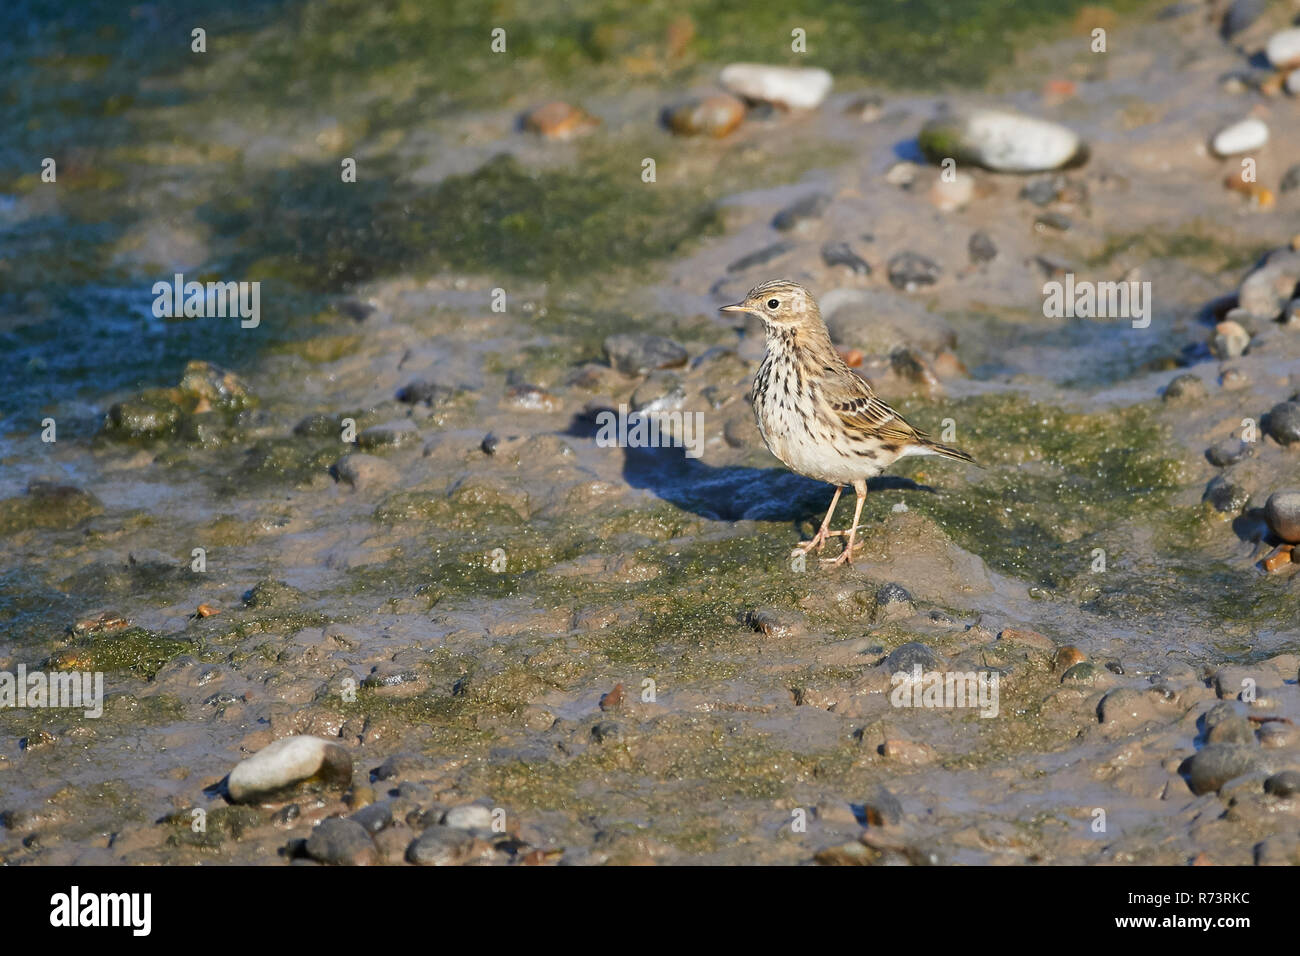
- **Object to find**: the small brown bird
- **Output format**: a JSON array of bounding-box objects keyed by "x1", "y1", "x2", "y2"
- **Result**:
[{"x1": 721, "y1": 279, "x2": 974, "y2": 565}]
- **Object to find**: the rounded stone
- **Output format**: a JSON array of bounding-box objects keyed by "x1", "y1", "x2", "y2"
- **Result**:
[
  {"x1": 1162, "y1": 373, "x2": 1207, "y2": 402},
  {"x1": 442, "y1": 803, "x2": 495, "y2": 831},
  {"x1": 883, "y1": 642, "x2": 939, "y2": 674},
  {"x1": 1211, "y1": 118, "x2": 1269, "y2": 157},
  {"x1": 226, "y1": 735, "x2": 353, "y2": 803},
  {"x1": 1182, "y1": 744, "x2": 1265, "y2": 795},
  {"x1": 1265, "y1": 491, "x2": 1300, "y2": 542},
  {"x1": 719, "y1": 63, "x2": 833, "y2": 110},
  {"x1": 1266, "y1": 402, "x2": 1300, "y2": 445},
  {"x1": 406, "y1": 826, "x2": 477, "y2": 866},
  {"x1": 1263, "y1": 770, "x2": 1300, "y2": 797},
  {"x1": 1265, "y1": 28, "x2": 1300, "y2": 69},
  {"x1": 304, "y1": 817, "x2": 376, "y2": 866},
  {"x1": 918, "y1": 107, "x2": 1087, "y2": 173},
  {"x1": 663, "y1": 94, "x2": 745, "y2": 137}
]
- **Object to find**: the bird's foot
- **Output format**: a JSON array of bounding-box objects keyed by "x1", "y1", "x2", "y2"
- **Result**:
[
  {"x1": 823, "y1": 537, "x2": 865, "y2": 566},
  {"x1": 793, "y1": 525, "x2": 832, "y2": 556}
]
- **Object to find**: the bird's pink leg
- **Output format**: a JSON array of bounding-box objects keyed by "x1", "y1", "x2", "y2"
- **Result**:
[
  {"x1": 794, "y1": 485, "x2": 843, "y2": 556},
  {"x1": 829, "y1": 480, "x2": 868, "y2": 566}
]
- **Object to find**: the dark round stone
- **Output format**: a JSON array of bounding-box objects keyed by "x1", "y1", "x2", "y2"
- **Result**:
[
  {"x1": 1206, "y1": 438, "x2": 1252, "y2": 467},
  {"x1": 1203, "y1": 474, "x2": 1249, "y2": 513},
  {"x1": 968, "y1": 231, "x2": 997, "y2": 264},
  {"x1": 887, "y1": 251, "x2": 941, "y2": 290},
  {"x1": 304, "y1": 817, "x2": 377, "y2": 866},
  {"x1": 1265, "y1": 401, "x2": 1300, "y2": 446},
  {"x1": 883, "y1": 642, "x2": 939, "y2": 673},
  {"x1": 1162, "y1": 373, "x2": 1207, "y2": 403},
  {"x1": 349, "y1": 801, "x2": 393, "y2": 834},
  {"x1": 1181, "y1": 744, "x2": 1264, "y2": 795},
  {"x1": 1264, "y1": 770, "x2": 1300, "y2": 797}
]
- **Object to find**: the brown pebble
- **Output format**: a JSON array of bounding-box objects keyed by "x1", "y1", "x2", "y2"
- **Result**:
[
  {"x1": 880, "y1": 738, "x2": 937, "y2": 765},
  {"x1": 72, "y1": 611, "x2": 129, "y2": 636},
  {"x1": 664, "y1": 93, "x2": 745, "y2": 138},
  {"x1": 744, "y1": 609, "x2": 790, "y2": 637},
  {"x1": 599, "y1": 683, "x2": 624, "y2": 712},
  {"x1": 1262, "y1": 544, "x2": 1294, "y2": 572},
  {"x1": 837, "y1": 348, "x2": 864, "y2": 368},
  {"x1": 522, "y1": 101, "x2": 599, "y2": 141},
  {"x1": 997, "y1": 627, "x2": 1054, "y2": 652},
  {"x1": 196, "y1": 603, "x2": 221, "y2": 618},
  {"x1": 1054, "y1": 645, "x2": 1086, "y2": 670}
]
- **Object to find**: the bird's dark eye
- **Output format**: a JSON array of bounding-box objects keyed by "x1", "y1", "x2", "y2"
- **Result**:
[{"x1": 766, "y1": 298, "x2": 780, "y2": 310}]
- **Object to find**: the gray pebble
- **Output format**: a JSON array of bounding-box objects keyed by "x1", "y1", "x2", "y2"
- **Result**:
[
  {"x1": 591, "y1": 721, "x2": 623, "y2": 743},
  {"x1": 603, "y1": 333, "x2": 688, "y2": 376},
  {"x1": 406, "y1": 826, "x2": 476, "y2": 866},
  {"x1": 1182, "y1": 744, "x2": 1265, "y2": 795},
  {"x1": 1265, "y1": 490, "x2": 1300, "y2": 542},
  {"x1": 348, "y1": 801, "x2": 393, "y2": 834},
  {"x1": 1264, "y1": 771, "x2": 1300, "y2": 797},
  {"x1": 883, "y1": 642, "x2": 939, "y2": 673},
  {"x1": 887, "y1": 251, "x2": 941, "y2": 291},
  {"x1": 1162, "y1": 373, "x2": 1206, "y2": 402},
  {"x1": 396, "y1": 380, "x2": 456, "y2": 406},
  {"x1": 1281, "y1": 164, "x2": 1300, "y2": 194},
  {"x1": 443, "y1": 803, "x2": 495, "y2": 830},
  {"x1": 772, "y1": 193, "x2": 831, "y2": 231},
  {"x1": 1221, "y1": 0, "x2": 1265, "y2": 38},
  {"x1": 305, "y1": 817, "x2": 377, "y2": 866},
  {"x1": 968, "y1": 231, "x2": 997, "y2": 264},
  {"x1": 1205, "y1": 438, "x2": 1252, "y2": 467},
  {"x1": 821, "y1": 241, "x2": 872, "y2": 275},
  {"x1": 727, "y1": 242, "x2": 795, "y2": 273},
  {"x1": 1202, "y1": 474, "x2": 1249, "y2": 513},
  {"x1": 1266, "y1": 401, "x2": 1300, "y2": 445}
]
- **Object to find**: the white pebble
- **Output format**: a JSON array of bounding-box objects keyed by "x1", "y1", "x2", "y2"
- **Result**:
[
  {"x1": 1266, "y1": 28, "x2": 1300, "y2": 70},
  {"x1": 1211, "y1": 118, "x2": 1269, "y2": 157},
  {"x1": 719, "y1": 63, "x2": 832, "y2": 110}
]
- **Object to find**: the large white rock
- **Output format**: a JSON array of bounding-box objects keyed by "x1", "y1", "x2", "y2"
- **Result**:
[
  {"x1": 226, "y1": 734, "x2": 353, "y2": 803},
  {"x1": 719, "y1": 63, "x2": 832, "y2": 109},
  {"x1": 1211, "y1": 118, "x2": 1269, "y2": 157},
  {"x1": 1266, "y1": 28, "x2": 1300, "y2": 69},
  {"x1": 918, "y1": 108, "x2": 1087, "y2": 173}
]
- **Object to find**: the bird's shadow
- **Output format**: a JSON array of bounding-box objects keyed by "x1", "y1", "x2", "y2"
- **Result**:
[{"x1": 566, "y1": 412, "x2": 938, "y2": 524}]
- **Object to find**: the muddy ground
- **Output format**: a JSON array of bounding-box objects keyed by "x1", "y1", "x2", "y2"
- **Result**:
[{"x1": 3, "y1": 2, "x2": 1300, "y2": 864}]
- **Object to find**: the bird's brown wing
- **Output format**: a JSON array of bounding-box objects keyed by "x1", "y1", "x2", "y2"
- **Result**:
[{"x1": 822, "y1": 369, "x2": 925, "y2": 447}]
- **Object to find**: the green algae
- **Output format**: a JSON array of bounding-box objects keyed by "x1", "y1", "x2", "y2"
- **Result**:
[
  {"x1": 0, "y1": 483, "x2": 103, "y2": 536},
  {"x1": 48, "y1": 627, "x2": 195, "y2": 680},
  {"x1": 1086, "y1": 227, "x2": 1273, "y2": 274},
  {"x1": 887, "y1": 393, "x2": 1183, "y2": 586}
]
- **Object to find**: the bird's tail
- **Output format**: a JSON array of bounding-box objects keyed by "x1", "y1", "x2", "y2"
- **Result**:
[{"x1": 914, "y1": 438, "x2": 979, "y2": 466}]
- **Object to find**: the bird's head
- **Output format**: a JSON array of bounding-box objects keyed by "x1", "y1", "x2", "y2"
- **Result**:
[{"x1": 719, "y1": 279, "x2": 821, "y2": 330}]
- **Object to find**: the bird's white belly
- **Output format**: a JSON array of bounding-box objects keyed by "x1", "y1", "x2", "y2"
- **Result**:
[{"x1": 756, "y1": 397, "x2": 884, "y2": 484}]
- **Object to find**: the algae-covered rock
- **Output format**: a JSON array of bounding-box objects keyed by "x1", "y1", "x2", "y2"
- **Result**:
[
  {"x1": 104, "y1": 360, "x2": 255, "y2": 442},
  {"x1": 0, "y1": 480, "x2": 102, "y2": 535}
]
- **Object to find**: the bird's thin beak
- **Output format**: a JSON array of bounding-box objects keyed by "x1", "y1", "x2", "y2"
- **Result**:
[{"x1": 720, "y1": 302, "x2": 757, "y2": 315}]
